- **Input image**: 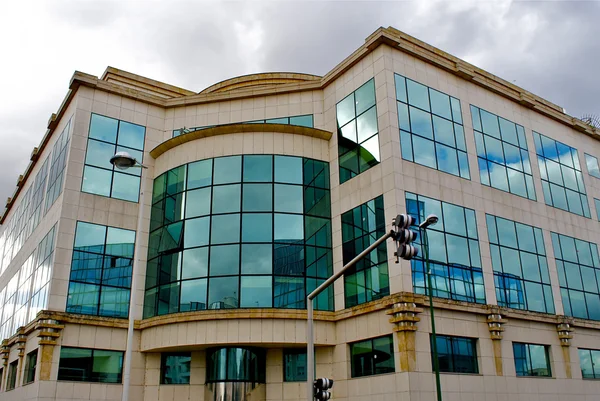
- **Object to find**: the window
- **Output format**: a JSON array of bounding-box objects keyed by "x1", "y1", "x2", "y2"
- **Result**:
[
  {"x1": 337, "y1": 79, "x2": 380, "y2": 183},
  {"x1": 206, "y1": 347, "x2": 265, "y2": 383},
  {"x1": 173, "y1": 115, "x2": 314, "y2": 137},
  {"x1": 432, "y1": 335, "x2": 478, "y2": 374},
  {"x1": 66, "y1": 222, "x2": 135, "y2": 318},
  {"x1": 45, "y1": 118, "x2": 72, "y2": 212},
  {"x1": 395, "y1": 74, "x2": 469, "y2": 179},
  {"x1": 6, "y1": 360, "x2": 17, "y2": 390},
  {"x1": 144, "y1": 155, "x2": 333, "y2": 318},
  {"x1": 57, "y1": 347, "x2": 124, "y2": 383},
  {"x1": 350, "y1": 335, "x2": 394, "y2": 378},
  {"x1": 23, "y1": 349, "x2": 38, "y2": 384},
  {"x1": 471, "y1": 106, "x2": 535, "y2": 200},
  {"x1": 551, "y1": 232, "x2": 600, "y2": 320},
  {"x1": 283, "y1": 349, "x2": 307, "y2": 382},
  {"x1": 595, "y1": 199, "x2": 600, "y2": 221},
  {"x1": 405, "y1": 193, "x2": 485, "y2": 304},
  {"x1": 585, "y1": 154, "x2": 600, "y2": 178},
  {"x1": 486, "y1": 215, "x2": 554, "y2": 314},
  {"x1": 161, "y1": 353, "x2": 191, "y2": 384},
  {"x1": 579, "y1": 348, "x2": 600, "y2": 379},
  {"x1": 342, "y1": 196, "x2": 389, "y2": 307},
  {"x1": 82, "y1": 114, "x2": 146, "y2": 202},
  {"x1": 513, "y1": 343, "x2": 551, "y2": 377},
  {"x1": 533, "y1": 132, "x2": 590, "y2": 217}
]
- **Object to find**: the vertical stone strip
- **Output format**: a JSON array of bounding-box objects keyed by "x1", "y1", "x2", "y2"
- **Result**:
[
  {"x1": 387, "y1": 293, "x2": 424, "y2": 372},
  {"x1": 35, "y1": 319, "x2": 64, "y2": 381},
  {"x1": 486, "y1": 307, "x2": 507, "y2": 376},
  {"x1": 557, "y1": 318, "x2": 574, "y2": 379},
  {"x1": 16, "y1": 332, "x2": 27, "y2": 385}
]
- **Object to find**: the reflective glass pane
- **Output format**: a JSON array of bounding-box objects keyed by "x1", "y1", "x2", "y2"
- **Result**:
[
  {"x1": 182, "y1": 247, "x2": 209, "y2": 279},
  {"x1": 585, "y1": 154, "x2": 600, "y2": 178},
  {"x1": 111, "y1": 172, "x2": 140, "y2": 202},
  {"x1": 242, "y1": 213, "x2": 273, "y2": 242},
  {"x1": 208, "y1": 276, "x2": 239, "y2": 309},
  {"x1": 336, "y1": 94, "x2": 355, "y2": 128},
  {"x1": 243, "y1": 155, "x2": 273, "y2": 182},
  {"x1": 242, "y1": 184, "x2": 272, "y2": 212},
  {"x1": 212, "y1": 184, "x2": 241, "y2": 214},
  {"x1": 275, "y1": 156, "x2": 303, "y2": 184},
  {"x1": 274, "y1": 184, "x2": 303, "y2": 213},
  {"x1": 412, "y1": 135, "x2": 436, "y2": 169},
  {"x1": 86, "y1": 139, "x2": 115, "y2": 170},
  {"x1": 82, "y1": 166, "x2": 112, "y2": 197},
  {"x1": 187, "y1": 159, "x2": 213, "y2": 189},
  {"x1": 180, "y1": 279, "x2": 207, "y2": 311},
  {"x1": 241, "y1": 276, "x2": 272, "y2": 307},
  {"x1": 356, "y1": 107, "x2": 378, "y2": 143},
  {"x1": 214, "y1": 156, "x2": 241, "y2": 185},
  {"x1": 354, "y1": 79, "x2": 376, "y2": 116},
  {"x1": 89, "y1": 114, "x2": 118, "y2": 143},
  {"x1": 430, "y1": 89, "x2": 451, "y2": 120},
  {"x1": 432, "y1": 116, "x2": 455, "y2": 147},
  {"x1": 480, "y1": 109, "x2": 500, "y2": 138},
  {"x1": 209, "y1": 245, "x2": 240, "y2": 276},
  {"x1": 409, "y1": 106, "x2": 433, "y2": 139},
  {"x1": 117, "y1": 121, "x2": 145, "y2": 150},
  {"x1": 289, "y1": 115, "x2": 313, "y2": 127},
  {"x1": 184, "y1": 217, "x2": 210, "y2": 248},
  {"x1": 406, "y1": 80, "x2": 429, "y2": 111},
  {"x1": 274, "y1": 214, "x2": 303, "y2": 242},
  {"x1": 186, "y1": 187, "x2": 212, "y2": 218},
  {"x1": 241, "y1": 244, "x2": 272, "y2": 274},
  {"x1": 211, "y1": 214, "x2": 240, "y2": 245}
]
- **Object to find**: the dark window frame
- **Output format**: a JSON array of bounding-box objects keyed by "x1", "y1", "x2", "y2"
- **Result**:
[
  {"x1": 578, "y1": 348, "x2": 600, "y2": 379},
  {"x1": 160, "y1": 352, "x2": 192, "y2": 385},
  {"x1": 584, "y1": 153, "x2": 600, "y2": 179},
  {"x1": 23, "y1": 349, "x2": 38, "y2": 385},
  {"x1": 430, "y1": 334, "x2": 479, "y2": 374},
  {"x1": 349, "y1": 335, "x2": 395, "y2": 378},
  {"x1": 283, "y1": 348, "x2": 308, "y2": 382},
  {"x1": 206, "y1": 347, "x2": 266, "y2": 383},
  {"x1": 512, "y1": 342, "x2": 552, "y2": 377},
  {"x1": 6, "y1": 360, "x2": 18, "y2": 391},
  {"x1": 57, "y1": 347, "x2": 124, "y2": 384}
]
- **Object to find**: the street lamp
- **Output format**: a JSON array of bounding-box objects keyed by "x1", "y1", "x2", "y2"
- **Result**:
[
  {"x1": 419, "y1": 214, "x2": 441, "y2": 401},
  {"x1": 109, "y1": 151, "x2": 147, "y2": 401}
]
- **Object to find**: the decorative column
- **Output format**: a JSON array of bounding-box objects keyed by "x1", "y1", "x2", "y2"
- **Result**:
[
  {"x1": 387, "y1": 293, "x2": 425, "y2": 372},
  {"x1": 35, "y1": 319, "x2": 64, "y2": 381},
  {"x1": 16, "y1": 332, "x2": 27, "y2": 384},
  {"x1": 557, "y1": 317, "x2": 574, "y2": 379},
  {"x1": 486, "y1": 306, "x2": 507, "y2": 376}
]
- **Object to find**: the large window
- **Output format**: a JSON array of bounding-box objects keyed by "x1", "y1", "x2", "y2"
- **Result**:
[
  {"x1": 533, "y1": 132, "x2": 590, "y2": 217},
  {"x1": 513, "y1": 343, "x2": 551, "y2": 377},
  {"x1": 82, "y1": 114, "x2": 146, "y2": 202},
  {"x1": 173, "y1": 114, "x2": 314, "y2": 137},
  {"x1": 66, "y1": 222, "x2": 135, "y2": 318},
  {"x1": 432, "y1": 335, "x2": 478, "y2": 374},
  {"x1": 57, "y1": 347, "x2": 124, "y2": 383},
  {"x1": 486, "y1": 215, "x2": 554, "y2": 314},
  {"x1": 45, "y1": 118, "x2": 72, "y2": 212},
  {"x1": 471, "y1": 106, "x2": 535, "y2": 200},
  {"x1": 406, "y1": 193, "x2": 485, "y2": 304},
  {"x1": 595, "y1": 198, "x2": 600, "y2": 221},
  {"x1": 144, "y1": 155, "x2": 333, "y2": 318},
  {"x1": 283, "y1": 349, "x2": 307, "y2": 382},
  {"x1": 161, "y1": 353, "x2": 191, "y2": 384},
  {"x1": 6, "y1": 360, "x2": 17, "y2": 390},
  {"x1": 585, "y1": 153, "x2": 600, "y2": 179},
  {"x1": 578, "y1": 348, "x2": 600, "y2": 379},
  {"x1": 350, "y1": 335, "x2": 394, "y2": 378},
  {"x1": 551, "y1": 232, "x2": 600, "y2": 320},
  {"x1": 342, "y1": 196, "x2": 389, "y2": 307},
  {"x1": 396, "y1": 74, "x2": 469, "y2": 179},
  {"x1": 23, "y1": 349, "x2": 38, "y2": 384},
  {"x1": 337, "y1": 79, "x2": 379, "y2": 184},
  {"x1": 206, "y1": 347, "x2": 265, "y2": 383}
]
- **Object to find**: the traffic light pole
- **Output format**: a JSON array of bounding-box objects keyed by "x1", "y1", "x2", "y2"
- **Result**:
[{"x1": 306, "y1": 230, "x2": 394, "y2": 401}]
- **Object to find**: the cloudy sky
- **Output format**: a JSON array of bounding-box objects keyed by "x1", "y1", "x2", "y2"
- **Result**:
[{"x1": 0, "y1": 0, "x2": 598, "y2": 206}]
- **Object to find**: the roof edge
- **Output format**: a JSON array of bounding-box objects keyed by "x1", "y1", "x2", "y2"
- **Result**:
[
  {"x1": 101, "y1": 67, "x2": 196, "y2": 98},
  {"x1": 199, "y1": 72, "x2": 322, "y2": 94}
]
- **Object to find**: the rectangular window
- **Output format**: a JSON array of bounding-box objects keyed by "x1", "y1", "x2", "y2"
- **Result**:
[
  {"x1": 6, "y1": 360, "x2": 17, "y2": 390},
  {"x1": 350, "y1": 335, "x2": 394, "y2": 378},
  {"x1": 395, "y1": 74, "x2": 469, "y2": 179},
  {"x1": 342, "y1": 195, "x2": 389, "y2": 307},
  {"x1": 471, "y1": 106, "x2": 535, "y2": 200},
  {"x1": 585, "y1": 153, "x2": 600, "y2": 178},
  {"x1": 283, "y1": 349, "x2": 307, "y2": 382},
  {"x1": 533, "y1": 132, "x2": 590, "y2": 217},
  {"x1": 431, "y1": 335, "x2": 478, "y2": 374},
  {"x1": 486, "y1": 215, "x2": 554, "y2": 314},
  {"x1": 337, "y1": 79, "x2": 379, "y2": 184},
  {"x1": 161, "y1": 353, "x2": 191, "y2": 384},
  {"x1": 45, "y1": 118, "x2": 72, "y2": 212},
  {"x1": 172, "y1": 114, "x2": 314, "y2": 137},
  {"x1": 551, "y1": 232, "x2": 600, "y2": 320},
  {"x1": 595, "y1": 198, "x2": 600, "y2": 221},
  {"x1": 57, "y1": 347, "x2": 124, "y2": 383},
  {"x1": 23, "y1": 349, "x2": 38, "y2": 384},
  {"x1": 513, "y1": 343, "x2": 551, "y2": 377},
  {"x1": 66, "y1": 221, "x2": 135, "y2": 318},
  {"x1": 82, "y1": 114, "x2": 146, "y2": 202},
  {"x1": 405, "y1": 193, "x2": 485, "y2": 304},
  {"x1": 579, "y1": 348, "x2": 600, "y2": 379}
]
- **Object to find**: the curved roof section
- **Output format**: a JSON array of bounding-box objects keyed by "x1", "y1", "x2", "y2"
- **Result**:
[{"x1": 199, "y1": 72, "x2": 322, "y2": 94}]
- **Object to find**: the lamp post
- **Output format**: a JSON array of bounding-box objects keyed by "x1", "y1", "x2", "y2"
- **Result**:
[
  {"x1": 419, "y1": 214, "x2": 441, "y2": 401},
  {"x1": 109, "y1": 151, "x2": 148, "y2": 401}
]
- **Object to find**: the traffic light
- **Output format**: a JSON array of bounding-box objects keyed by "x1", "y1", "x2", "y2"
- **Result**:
[
  {"x1": 314, "y1": 377, "x2": 334, "y2": 400},
  {"x1": 392, "y1": 214, "x2": 419, "y2": 261}
]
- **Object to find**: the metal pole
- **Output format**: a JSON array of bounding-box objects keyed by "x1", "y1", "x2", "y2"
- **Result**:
[
  {"x1": 306, "y1": 230, "x2": 393, "y2": 401},
  {"x1": 422, "y1": 228, "x2": 442, "y2": 401},
  {"x1": 122, "y1": 168, "x2": 147, "y2": 401}
]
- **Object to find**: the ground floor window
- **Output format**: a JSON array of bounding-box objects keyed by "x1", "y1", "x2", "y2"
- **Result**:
[
  {"x1": 58, "y1": 347, "x2": 124, "y2": 383},
  {"x1": 350, "y1": 335, "x2": 394, "y2": 378}
]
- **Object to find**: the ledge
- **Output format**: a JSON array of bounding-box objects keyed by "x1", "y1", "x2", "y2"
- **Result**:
[{"x1": 149, "y1": 123, "x2": 333, "y2": 159}]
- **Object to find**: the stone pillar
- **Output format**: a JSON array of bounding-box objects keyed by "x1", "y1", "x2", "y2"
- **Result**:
[
  {"x1": 556, "y1": 318, "x2": 574, "y2": 379},
  {"x1": 0, "y1": 340, "x2": 9, "y2": 382},
  {"x1": 486, "y1": 307, "x2": 507, "y2": 376},
  {"x1": 386, "y1": 293, "x2": 425, "y2": 372},
  {"x1": 16, "y1": 333, "x2": 27, "y2": 385},
  {"x1": 35, "y1": 319, "x2": 64, "y2": 381}
]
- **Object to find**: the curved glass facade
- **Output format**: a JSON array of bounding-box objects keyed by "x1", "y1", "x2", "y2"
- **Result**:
[
  {"x1": 143, "y1": 155, "x2": 333, "y2": 318},
  {"x1": 207, "y1": 347, "x2": 266, "y2": 383}
]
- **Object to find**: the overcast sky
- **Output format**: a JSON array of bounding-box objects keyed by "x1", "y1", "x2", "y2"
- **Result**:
[{"x1": 0, "y1": 0, "x2": 598, "y2": 207}]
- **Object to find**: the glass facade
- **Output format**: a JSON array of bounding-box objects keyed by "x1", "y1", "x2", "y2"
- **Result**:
[
  {"x1": 486, "y1": 215, "x2": 554, "y2": 314},
  {"x1": 23, "y1": 349, "x2": 37, "y2": 384},
  {"x1": 206, "y1": 347, "x2": 265, "y2": 383},
  {"x1": 82, "y1": 114, "x2": 146, "y2": 202},
  {"x1": 337, "y1": 79, "x2": 380, "y2": 184},
  {"x1": 406, "y1": 192, "x2": 485, "y2": 304},
  {"x1": 579, "y1": 348, "x2": 600, "y2": 379},
  {"x1": 585, "y1": 153, "x2": 600, "y2": 179},
  {"x1": 432, "y1": 335, "x2": 478, "y2": 374},
  {"x1": 57, "y1": 347, "x2": 124, "y2": 383},
  {"x1": 161, "y1": 353, "x2": 191, "y2": 384},
  {"x1": 173, "y1": 114, "x2": 314, "y2": 137},
  {"x1": 513, "y1": 343, "x2": 551, "y2": 377},
  {"x1": 144, "y1": 155, "x2": 333, "y2": 318},
  {"x1": 471, "y1": 106, "x2": 535, "y2": 200},
  {"x1": 341, "y1": 196, "x2": 389, "y2": 307},
  {"x1": 45, "y1": 118, "x2": 72, "y2": 212},
  {"x1": 395, "y1": 74, "x2": 469, "y2": 179},
  {"x1": 350, "y1": 335, "x2": 394, "y2": 378},
  {"x1": 66, "y1": 222, "x2": 135, "y2": 318},
  {"x1": 551, "y1": 232, "x2": 600, "y2": 320},
  {"x1": 283, "y1": 349, "x2": 307, "y2": 382},
  {"x1": 533, "y1": 132, "x2": 590, "y2": 217}
]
